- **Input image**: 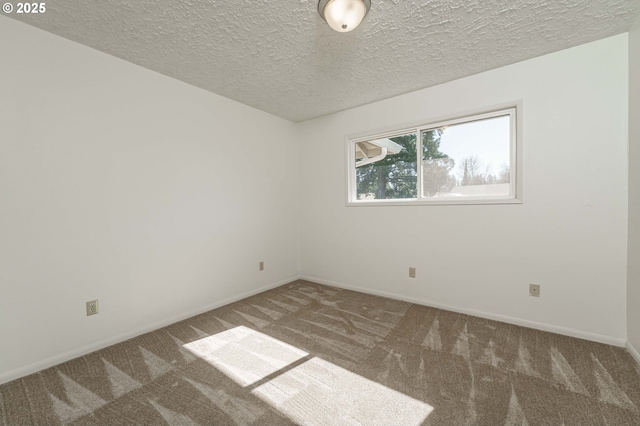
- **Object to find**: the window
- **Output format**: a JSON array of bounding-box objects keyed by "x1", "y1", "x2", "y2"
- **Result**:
[{"x1": 347, "y1": 108, "x2": 520, "y2": 205}]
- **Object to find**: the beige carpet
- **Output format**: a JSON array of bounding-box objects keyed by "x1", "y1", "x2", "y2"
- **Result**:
[{"x1": 1, "y1": 280, "x2": 639, "y2": 425}]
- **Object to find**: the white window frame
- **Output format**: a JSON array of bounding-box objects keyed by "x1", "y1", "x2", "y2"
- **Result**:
[{"x1": 346, "y1": 106, "x2": 522, "y2": 206}]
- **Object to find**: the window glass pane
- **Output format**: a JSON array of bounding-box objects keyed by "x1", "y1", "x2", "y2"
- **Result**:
[
  {"x1": 421, "y1": 115, "x2": 510, "y2": 199},
  {"x1": 355, "y1": 132, "x2": 417, "y2": 200}
]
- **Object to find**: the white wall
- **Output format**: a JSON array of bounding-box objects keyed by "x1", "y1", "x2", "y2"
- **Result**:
[
  {"x1": 628, "y1": 17, "x2": 640, "y2": 363},
  {"x1": 0, "y1": 17, "x2": 299, "y2": 383},
  {"x1": 298, "y1": 35, "x2": 629, "y2": 344}
]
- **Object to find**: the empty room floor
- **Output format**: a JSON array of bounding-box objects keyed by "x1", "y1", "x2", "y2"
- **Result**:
[{"x1": 1, "y1": 280, "x2": 639, "y2": 425}]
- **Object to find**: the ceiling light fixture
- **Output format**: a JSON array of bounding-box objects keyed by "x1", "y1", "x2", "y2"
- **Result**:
[{"x1": 318, "y1": 0, "x2": 371, "y2": 33}]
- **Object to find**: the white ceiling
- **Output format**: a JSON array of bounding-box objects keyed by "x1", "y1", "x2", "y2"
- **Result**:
[{"x1": 8, "y1": 0, "x2": 640, "y2": 122}]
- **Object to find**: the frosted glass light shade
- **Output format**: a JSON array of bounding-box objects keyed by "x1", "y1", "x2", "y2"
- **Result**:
[{"x1": 319, "y1": 0, "x2": 371, "y2": 33}]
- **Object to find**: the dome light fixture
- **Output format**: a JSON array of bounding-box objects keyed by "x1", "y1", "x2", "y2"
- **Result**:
[{"x1": 318, "y1": 0, "x2": 371, "y2": 33}]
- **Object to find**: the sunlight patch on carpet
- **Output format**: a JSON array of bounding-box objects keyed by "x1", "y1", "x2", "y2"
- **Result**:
[
  {"x1": 183, "y1": 326, "x2": 308, "y2": 387},
  {"x1": 252, "y1": 356, "x2": 433, "y2": 425},
  {"x1": 183, "y1": 326, "x2": 433, "y2": 425}
]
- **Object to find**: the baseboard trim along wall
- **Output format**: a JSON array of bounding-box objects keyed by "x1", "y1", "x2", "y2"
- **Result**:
[
  {"x1": 299, "y1": 275, "x2": 627, "y2": 348},
  {"x1": 0, "y1": 276, "x2": 299, "y2": 386},
  {"x1": 4, "y1": 274, "x2": 632, "y2": 385},
  {"x1": 627, "y1": 341, "x2": 640, "y2": 367}
]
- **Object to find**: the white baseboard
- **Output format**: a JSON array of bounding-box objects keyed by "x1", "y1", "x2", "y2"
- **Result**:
[
  {"x1": 0, "y1": 276, "x2": 298, "y2": 386},
  {"x1": 299, "y1": 275, "x2": 626, "y2": 347},
  {"x1": 627, "y1": 341, "x2": 640, "y2": 367},
  {"x1": 4, "y1": 274, "x2": 628, "y2": 385}
]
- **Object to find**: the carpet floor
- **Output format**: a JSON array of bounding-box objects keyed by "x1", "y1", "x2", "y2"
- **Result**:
[{"x1": 1, "y1": 280, "x2": 639, "y2": 425}]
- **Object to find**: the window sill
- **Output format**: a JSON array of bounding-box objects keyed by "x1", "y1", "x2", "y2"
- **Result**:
[{"x1": 346, "y1": 197, "x2": 522, "y2": 207}]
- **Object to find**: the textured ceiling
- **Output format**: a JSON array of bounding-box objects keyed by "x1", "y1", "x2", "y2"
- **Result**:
[{"x1": 7, "y1": 0, "x2": 640, "y2": 122}]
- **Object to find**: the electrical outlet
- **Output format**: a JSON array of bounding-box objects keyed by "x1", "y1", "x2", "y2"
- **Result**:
[
  {"x1": 409, "y1": 267, "x2": 416, "y2": 278},
  {"x1": 259, "y1": 261, "x2": 264, "y2": 271},
  {"x1": 529, "y1": 284, "x2": 540, "y2": 297},
  {"x1": 86, "y1": 299, "x2": 99, "y2": 316}
]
